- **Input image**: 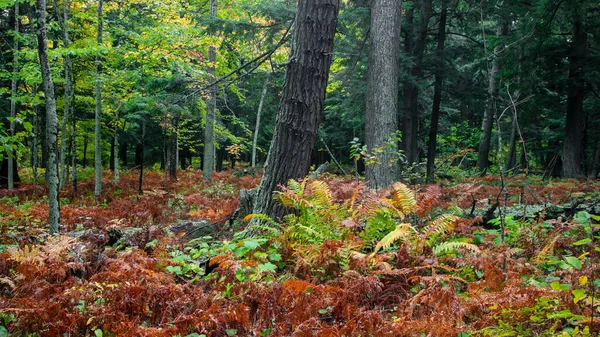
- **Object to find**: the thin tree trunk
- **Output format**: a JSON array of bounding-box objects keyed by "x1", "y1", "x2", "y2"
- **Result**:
[
  {"x1": 425, "y1": 0, "x2": 447, "y2": 183},
  {"x1": 476, "y1": 22, "x2": 508, "y2": 174},
  {"x1": 8, "y1": 1, "x2": 19, "y2": 190},
  {"x1": 57, "y1": 0, "x2": 72, "y2": 191},
  {"x1": 203, "y1": 0, "x2": 217, "y2": 180},
  {"x1": 252, "y1": 70, "x2": 271, "y2": 168},
  {"x1": 94, "y1": 0, "x2": 103, "y2": 196},
  {"x1": 113, "y1": 108, "x2": 119, "y2": 183},
  {"x1": 83, "y1": 132, "x2": 88, "y2": 167},
  {"x1": 591, "y1": 141, "x2": 600, "y2": 178},
  {"x1": 402, "y1": 0, "x2": 432, "y2": 166},
  {"x1": 36, "y1": 0, "x2": 60, "y2": 234},
  {"x1": 252, "y1": 0, "x2": 340, "y2": 220},
  {"x1": 365, "y1": 0, "x2": 402, "y2": 189},
  {"x1": 562, "y1": 9, "x2": 587, "y2": 178},
  {"x1": 33, "y1": 85, "x2": 39, "y2": 187},
  {"x1": 506, "y1": 116, "x2": 517, "y2": 172},
  {"x1": 138, "y1": 121, "x2": 145, "y2": 194}
]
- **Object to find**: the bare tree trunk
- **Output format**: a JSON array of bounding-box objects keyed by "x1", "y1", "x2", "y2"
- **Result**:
[
  {"x1": 402, "y1": 0, "x2": 432, "y2": 166},
  {"x1": 591, "y1": 141, "x2": 600, "y2": 178},
  {"x1": 252, "y1": 0, "x2": 340, "y2": 220},
  {"x1": 562, "y1": 9, "x2": 587, "y2": 178},
  {"x1": 138, "y1": 121, "x2": 145, "y2": 194},
  {"x1": 365, "y1": 0, "x2": 402, "y2": 189},
  {"x1": 506, "y1": 116, "x2": 517, "y2": 172},
  {"x1": 476, "y1": 22, "x2": 508, "y2": 174},
  {"x1": 33, "y1": 98, "x2": 39, "y2": 187},
  {"x1": 252, "y1": 70, "x2": 271, "y2": 167},
  {"x1": 203, "y1": 0, "x2": 217, "y2": 180},
  {"x1": 94, "y1": 0, "x2": 103, "y2": 196},
  {"x1": 56, "y1": 0, "x2": 72, "y2": 191},
  {"x1": 36, "y1": 0, "x2": 60, "y2": 234},
  {"x1": 8, "y1": 0, "x2": 19, "y2": 190},
  {"x1": 113, "y1": 108, "x2": 119, "y2": 183},
  {"x1": 425, "y1": 0, "x2": 447, "y2": 183}
]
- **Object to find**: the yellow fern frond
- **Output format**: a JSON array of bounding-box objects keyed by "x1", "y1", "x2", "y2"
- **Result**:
[
  {"x1": 276, "y1": 191, "x2": 298, "y2": 208},
  {"x1": 8, "y1": 245, "x2": 43, "y2": 265},
  {"x1": 534, "y1": 234, "x2": 561, "y2": 264},
  {"x1": 423, "y1": 214, "x2": 458, "y2": 241},
  {"x1": 309, "y1": 180, "x2": 333, "y2": 207},
  {"x1": 432, "y1": 241, "x2": 480, "y2": 256},
  {"x1": 391, "y1": 182, "x2": 416, "y2": 215},
  {"x1": 373, "y1": 223, "x2": 417, "y2": 254},
  {"x1": 42, "y1": 235, "x2": 76, "y2": 256}
]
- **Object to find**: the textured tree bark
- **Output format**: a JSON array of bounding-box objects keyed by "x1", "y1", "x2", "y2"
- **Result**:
[
  {"x1": 476, "y1": 22, "x2": 508, "y2": 174},
  {"x1": 8, "y1": 0, "x2": 19, "y2": 190},
  {"x1": 252, "y1": 0, "x2": 340, "y2": 220},
  {"x1": 252, "y1": 71, "x2": 271, "y2": 168},
  {"x1": 402, "y1": 0, "x2": 432, "y2": 166},
  {"x1": 203, "y1": 0, "x2": 217, "y2": 180},
  {"x1": 365, "y1": 0, "x2": 402, "y2": 189},
  {"x1": 426, "y1": 0, "x2": 447, "y2": 183},
  {"x1": 562, "y1": 10, "x2": 587, "y2": 178},
  {"x1": 36, "y1": 0, "x2": 61, "y2": 234},
  {"x1": 94, "y1": 0, "x2": 104, "y2": 196}
]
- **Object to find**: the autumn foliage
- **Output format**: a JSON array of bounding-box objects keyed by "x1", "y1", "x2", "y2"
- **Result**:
[{"x1": 0, "y1": 170, "x2": 599, "y2": 336}]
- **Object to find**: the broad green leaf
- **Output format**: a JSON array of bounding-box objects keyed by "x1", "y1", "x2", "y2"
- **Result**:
[
  {"x1": 564, "y1": 256, "x2": 582, "y2": 269},
  {"x1": 572, "y1": 289, "x2": 586, "y2": 304},
  {"x1": 258, "y1": 262, "x2": 277, "y2": 273},
  {"x1": 572, "y1": 238, "x2": 592, "y2": 246},
  {"x1": 550, "y1": 282, "x2": 571, "y2": 291}
]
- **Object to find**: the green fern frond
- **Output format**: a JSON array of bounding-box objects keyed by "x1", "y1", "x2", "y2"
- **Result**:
[
  {"x1": 391, "y1": 182, "x2": 416, "y2": 215},
  {"x1": 373, "y1": 223, "x2": 417, "y2": 254},
  {"x1": 309, "y1": 180, "x2": 333, "y2": 207},
  {"x1": 287, "y1": 178, "x2": 304, "y2": 196},
  {"x1": 423, "y1": 214, "x2": 458, "y2": 241},
  {"x1": 432, "y1": 241, "x2": 480, "y2": 256}
]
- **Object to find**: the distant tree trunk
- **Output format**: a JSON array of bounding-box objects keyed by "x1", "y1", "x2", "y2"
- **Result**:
[
  {"x1": 113, "y1": 109, "x2": 119, "y2": 183},
  {"x1": 562, "y1": 10, "x2": 587, "y2": 178},
  {"x1": 426, "y1": 0, "x2": 447, "y2": 183},
  {"x1": 120, "y1": 141, "x2": 127, "y2": 167},
  {"x1": 203, "y1": 0, "x2": 217, "y2": 180},
  {"x1": 252, "y1": 0, "x2": 340, "y2": 220},
  {"x1": 8, "y1": 1, "x2": 19, "y2": 190},
  {"x1": 33, "y1": 99, "x2": 39, "y2": 186},
  {"x1": 53, "y1": 0, "x2": 71, "y2": 191},
  {"x1": 476, "y1": 22, "x2": 508, "y2": 174},
  {"x1": 83, "y1": 132, "x2": 88, "y2": 167},
  {"x1": 168, "y1": 121, "x2": 178, "y2": 180},
  {"x1": 71, "y1": 112, "x2": 77, "y2": 192},
  {"x1": 138, "y1": 121, "x2": 145, "y2": 194},
  {"x1": 36, "y1": 0, "x2": 60, "y2": 234},
  {"x1": 94, "y1": 0, "x2": 103, "y2": 196},
  {"x1": 506, "y1": 116, "x2": 517, "y2": 172},
  {"x1": 402, "y1": 0, "x2": 432, "y2": 166},
  {"x1": 365, "y1": 0, "x2": 402, "y2": 189},
  {"x1": 252, "y1": 71, "x2": 270, "y2": 167},
  {"x1": 591, "y1": 141, "x2": 600, "y2": 178}
]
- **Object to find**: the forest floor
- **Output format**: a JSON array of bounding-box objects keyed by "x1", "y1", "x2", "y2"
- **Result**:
[{"x1": 0, "y1": 169, "x2": 599, "y2": 336}]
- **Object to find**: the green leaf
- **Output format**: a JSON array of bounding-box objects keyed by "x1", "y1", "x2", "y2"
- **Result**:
[
  {"x1": 547, "y1": 310, "x2": 574, "y2": 319},
  {"x1": 550, "y1": 281, "x2": 571, "y2": 291},
  {"x1": 226, "y1": 329, "x2": 237, "y2": 336},
  {"x1": 0, "y1": 326, "x2": 8, "y2": 337},
  {"x1": 269, "y1": 253, "x2": 282, "y2": 262},
  {"x1": 572, "y1": 289, "x2": 586, "y2": 304},
  {"x1": 564, "y1": 256, "x2": 582, "y2": 269},
  {"x1": 260, "y1": 329, "x2": 272, "y2": 336},
  {"x1": 258, "y1": 262, "x2": 277, "y2": 273},
  {"x1": 243, "y1": 239, "x2": 261, "y2": 250},
  {"x1": 94, "y1": 329, "x2": 103, "y2": 337},
  {"x1": 572, "y1": 238, "x2": 592, "y2": 246}
]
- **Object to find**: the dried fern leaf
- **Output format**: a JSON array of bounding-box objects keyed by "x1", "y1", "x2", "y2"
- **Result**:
[
  {"x1": 432, "y1": 241, "x2": 480, "y2": 256},
  {"x1": 309, "y1": 180, "x2": 333, "y2": 207},
  {"x1": 423, "y1": 214, "x2": 458, "y2": 241},
  {"x1": 533, "y1": 234, "x2": 561, "y2": 264},
  {"x1": 391, "y1": 182, "x2": 416, "y2": 215}
]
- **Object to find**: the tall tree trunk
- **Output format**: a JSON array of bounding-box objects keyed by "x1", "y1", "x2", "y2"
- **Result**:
[
  {"x1": 36, "y1": 0, "x2": 60, "y2": 234},
  {"x1": 71, "y1": 111, "x2": 77, "y2": 192},
  {"x1": 365, "y1": 0, "x2": 402, "y2": 189},
  {"x1": 94, "y1": 0, "x2": 103, "y2": 196},
  {"x1": 252, "y1": 70, "x2": 271, "y2": 167},
  {"x1": 425, "y1": 0, "x2": 447, "y2": 183},
  {"x1": 252, "y1": 0, "x2": 340, "y2": 220},
  {"x1": 402, "y1": 0, "x2": 432, "y2": 166},
  {"x1": 8, "y1": 1, "x2": 19, "y2": 190},
  {"x1": 33, "y1": 95, "x2": 39, "y2": 187},
  {"x1": 203, "y1": 0, "x2": 217, "y2": 180},
  {"x1": 83, "y1": 132, "x2": 88, "y2": 167},
  {"x1": 56, "y1": 0, "x2": 72, "y2": 191},
  {"x1": 562, "y1": 10, "x2": 587, "y2": 178},
  {"x1": 476, "y1": 22, "x2": 508, "y2": 174},
  {"x1": 113, "y1": 108, "x2": 119, "y2": 183}
]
